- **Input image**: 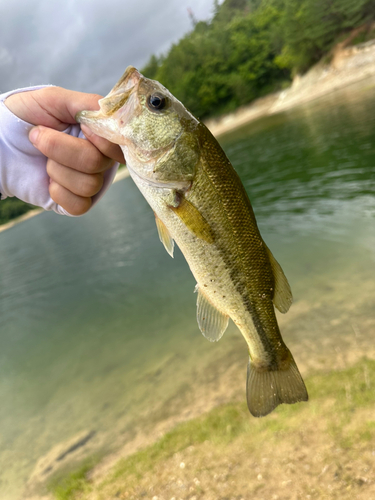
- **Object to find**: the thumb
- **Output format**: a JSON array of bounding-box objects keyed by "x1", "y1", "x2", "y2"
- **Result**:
[{"x1": 5, "y1": 86, "x2": 104, "y2": 131}]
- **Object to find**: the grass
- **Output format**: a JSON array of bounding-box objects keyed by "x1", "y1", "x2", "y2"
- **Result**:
[
  {"x1": 47, "y1": 458, "x2": 101, "y2": 500},
  {"x1": 49, "y1": 358, "x2": 375, "y2": 500}
]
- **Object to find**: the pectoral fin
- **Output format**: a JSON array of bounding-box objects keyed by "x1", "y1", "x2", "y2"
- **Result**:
[
  {"x1": 265, "y1": 245, "x2": 293, "y2": 313},
  {"x1": 171, "y1": 198, "x2": 214, "y2": 244},
  {"x1": 196, "y1": 287, "x2": 229, "y2": 342},
  {"x1": 155, "y1": 214, "x2": 174, "y2": 258}
]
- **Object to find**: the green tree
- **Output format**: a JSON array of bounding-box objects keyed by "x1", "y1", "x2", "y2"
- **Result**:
[
  {"x1": 141, "y1": 55, "x2": 161, "y2": 80},
  {"x1": 140, "y1": 0, "x2": 375, "y2": 118},
  {"x1": 277, "y1": 0, "x2": 375, "y2": 72}
]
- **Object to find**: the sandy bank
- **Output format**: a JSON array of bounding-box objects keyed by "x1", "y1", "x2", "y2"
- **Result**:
[{"x1": 205, "y1": 39, "x2": 375, "y2": 137}]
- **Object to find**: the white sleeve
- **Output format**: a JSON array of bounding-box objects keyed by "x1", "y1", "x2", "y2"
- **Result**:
[{"x1": 0, "y1": 86, "x2": 119, "y2": 216}]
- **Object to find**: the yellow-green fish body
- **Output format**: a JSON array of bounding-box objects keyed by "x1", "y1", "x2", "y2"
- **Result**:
[{"x1": 77, "y1": 67, "x2": 308, "y2": 417}]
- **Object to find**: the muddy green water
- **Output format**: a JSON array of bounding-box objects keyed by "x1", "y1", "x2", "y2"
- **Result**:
[{"x1": 0, "y1": 78, "x2": 375, "y2": 499}]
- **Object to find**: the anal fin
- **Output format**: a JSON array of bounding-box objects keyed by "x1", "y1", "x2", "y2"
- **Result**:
[
  {"x1": 196, "y1": 287, "x2": 229, "y2": 342},
  {"x1": 155, "y1": 214, "x2": 174, "y2": 257}
]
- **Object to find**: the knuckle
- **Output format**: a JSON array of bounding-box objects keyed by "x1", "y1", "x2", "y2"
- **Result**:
[
  {"x1": 40, "y1": 86, "x2": 59, "y2": 98},
  {"x1": 82, "y1": 147, "x2": 103, "y2": 174},
  {"x1": 80, "y1": 173, "x2": 104, "y2": 197},
  {"x1": 69, "y1": 197, "x2": 92, "y2": 216},
  {"x1": 49, "y1": 181, "x2": 92, "y2": 215}
]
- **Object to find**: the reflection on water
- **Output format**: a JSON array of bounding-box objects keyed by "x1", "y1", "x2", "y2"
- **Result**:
[{"x1": 1, "y1": 78, "x2": 375, "y2": 499}]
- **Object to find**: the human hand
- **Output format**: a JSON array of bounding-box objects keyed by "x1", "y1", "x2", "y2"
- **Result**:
[{"x1": 5, "y1": 87, "x2": 125, "y2": 215}]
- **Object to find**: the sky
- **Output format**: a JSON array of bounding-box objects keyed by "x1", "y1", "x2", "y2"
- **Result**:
[{"x1": 0, "y1": 0, "x2": 218, "y2": 96}]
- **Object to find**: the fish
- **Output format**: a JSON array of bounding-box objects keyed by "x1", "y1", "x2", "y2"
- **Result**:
[{"x1": 76, "y1": 66, "x2": 308, "y2": 417}]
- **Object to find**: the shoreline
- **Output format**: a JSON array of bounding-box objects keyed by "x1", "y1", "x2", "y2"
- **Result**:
[
  {"x1": 26, "y1": 241, "x2": 375, "y2": 498},
  {"x1": 205, "y1": 39, "x2": 375, "y2": 137},
  {"x1": 0, "y1": 207, "x2": 44, "y2": 233},
  {"x1": 0, "y1": 167, "x2": 130, "y2": 233},
  {"x1": 2, "y1": 39, "x2": 375, "y2": 234},
  {"x1": 48, "y1": 359, "x2": 375, "y2": 500}
]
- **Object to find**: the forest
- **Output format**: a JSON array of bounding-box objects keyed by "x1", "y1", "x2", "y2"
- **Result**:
[{"x1": 142, "y1": 0, "x2": 375, "y2": 118}]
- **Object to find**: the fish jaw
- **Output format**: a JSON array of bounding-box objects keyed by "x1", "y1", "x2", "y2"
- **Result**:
[
  {"x1": 76, "y1": 108, "x2": 126, "y2": 144},
  {"x1": 76, "y1": 66, "x2": 142, "y2": 145},
  {"x1": 106, "y1": 66, "x2": 141, "y2": 97}
]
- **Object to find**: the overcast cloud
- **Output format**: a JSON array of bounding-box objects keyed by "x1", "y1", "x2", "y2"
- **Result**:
[{"x1": 0, "y1": 0, "x2": 217, "y2": 95}]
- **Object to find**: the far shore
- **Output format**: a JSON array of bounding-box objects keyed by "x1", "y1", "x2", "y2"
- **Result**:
[
  {"x1": 0, "y1": 167, "x2": 130, "y2": 233},
  {"x1": 205, "y1": 38, "x2": 375, "y2": 137},
  {"x1": 0, "y1": 207, "x2": 43, "y2": 233},
  {"x1": 2, "y1": 39, "x2": 375, "y2": 234}
]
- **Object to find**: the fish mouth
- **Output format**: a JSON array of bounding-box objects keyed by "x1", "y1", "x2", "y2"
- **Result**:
[
  {"x1": 75, "y1": 66, "x2": 141, "y2": 139},
  {"x1": 97, "y1": 66, "x2": 141, "y2": 116},
  {"x1": 105, "y1": 66, "x2": 141, "y2": 99}
]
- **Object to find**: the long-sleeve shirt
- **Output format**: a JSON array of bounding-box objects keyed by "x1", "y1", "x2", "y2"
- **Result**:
[{"x1": 0, "y1": 86, "x2": 118, "y2": 215}]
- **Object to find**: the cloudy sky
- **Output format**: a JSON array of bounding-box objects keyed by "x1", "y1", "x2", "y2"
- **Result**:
[{"x1": 0, "y1": 0, "x2": 218, "y2": 96}]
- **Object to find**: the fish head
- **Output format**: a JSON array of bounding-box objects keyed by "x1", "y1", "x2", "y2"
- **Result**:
[{"x1": 77, "y1": 66, "x2": 200, "y2": 184}]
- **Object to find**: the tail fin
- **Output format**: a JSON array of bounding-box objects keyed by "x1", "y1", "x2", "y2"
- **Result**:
[{"x1": 246, "y1": 356, "x2": 308, "y2": 417}]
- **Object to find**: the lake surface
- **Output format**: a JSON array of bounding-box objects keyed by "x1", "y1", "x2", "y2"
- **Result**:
[{"x1": 1, "y1": 77, "x2": 375, "y2": 499}]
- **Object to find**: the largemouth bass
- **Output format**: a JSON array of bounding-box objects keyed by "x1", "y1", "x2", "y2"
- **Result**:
[{"x1": 77, "y1": 67, "x2": 308, "y2": 417}]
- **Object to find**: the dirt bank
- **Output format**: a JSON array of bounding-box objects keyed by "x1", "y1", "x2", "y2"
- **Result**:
[{"x1": 206, "y1": 39, "x2": 375, "y2": 137}]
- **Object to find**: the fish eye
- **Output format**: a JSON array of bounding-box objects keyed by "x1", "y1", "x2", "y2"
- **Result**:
[{"x1": 147, "y1": 94, "x2": 167, "y2": 111}]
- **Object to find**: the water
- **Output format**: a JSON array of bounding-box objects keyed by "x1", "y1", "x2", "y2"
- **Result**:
[{"x1": 1, "y1": 78, "x2": 375, "y2": 499}]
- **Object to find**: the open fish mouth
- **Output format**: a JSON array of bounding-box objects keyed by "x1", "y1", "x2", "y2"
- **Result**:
[
  {"x1": 75, "y1": 66, "x2": 141, "y2": 143},
  {"x1": 97, "y1": 66, "x2": 141, "y2": 117},
  {"x1": 105, "y1": 66, "x2": 141, "y2": 99},
  {"x1": 76, "y1": 66, "x2": 140, "y2": 118}
]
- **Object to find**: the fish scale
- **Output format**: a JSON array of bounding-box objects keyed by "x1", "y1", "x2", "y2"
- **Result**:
[
  {"x1": 184, "y1": 126, "x2": 280, "y2": 357},
  {"x1": 76, "y1": 66, "x2": 308, "y2": 417}
]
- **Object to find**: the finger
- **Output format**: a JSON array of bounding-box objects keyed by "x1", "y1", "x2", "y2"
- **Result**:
[
  {"x1": 47, "y1": 159, "x2": 104, "y2": 198},
  {"x1": 49, "y1": 181, "x2": 92, "y2": 216},
  {"x1": 30, "y1": 126, "x2": 114, "y2": 174},
  {"x1": 44, "y1": 87, "x2": 104, "y2": 124},
  {"x1": 5, "y1": 87, "x2": 104, "y2": 130},
  {"x1": 81, "y1": 125, "x2": 125, "y2": 164}
]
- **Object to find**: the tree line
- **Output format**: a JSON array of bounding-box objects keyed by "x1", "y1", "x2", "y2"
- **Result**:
[
  {"x1": 142, "y1": 0, "x2": 375, "y2": 119},
  {"x1": 2, "y1": 0, "x2": 375, "y2": 225}
]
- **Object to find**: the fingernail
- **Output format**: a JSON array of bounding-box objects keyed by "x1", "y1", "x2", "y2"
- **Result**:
[
  {"x1": 29, "y1": 127, "x2": 40, "y2": 145},
  {"x1": 81, "y1": 124, "x2": 93, "y2": 137}
]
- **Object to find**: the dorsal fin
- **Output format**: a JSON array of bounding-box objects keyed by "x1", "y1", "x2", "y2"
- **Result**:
[
  {"x1": 265, "y1": 245, "x2": 293, "y2": 313},
  {"x1": 196, "y1": 287, "x2": 229, "y2": 342}
]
